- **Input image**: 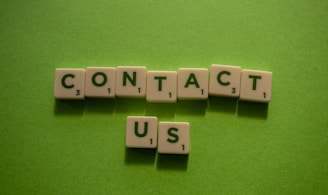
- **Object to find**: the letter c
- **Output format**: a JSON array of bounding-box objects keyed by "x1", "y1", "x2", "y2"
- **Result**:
[
  {"x1": 61, "y1": 74, "x2": 75, "y2": 89},
  {"x1": 217, "y1": 71, "x2": 231, "y2": 86}
]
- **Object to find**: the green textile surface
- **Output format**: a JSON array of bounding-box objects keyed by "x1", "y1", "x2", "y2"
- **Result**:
[{"x1": 1, "y1": 0, "x2": 327, "y2": 194}]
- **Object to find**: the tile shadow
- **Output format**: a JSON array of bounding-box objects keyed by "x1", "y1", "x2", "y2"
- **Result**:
[
  {"x1": 208, "y1": 96, "x2": 237, "y2": 114},
  {"x1": 54, "y1": 99, "x2": 85, "y2": 115},
  {"x1": 156, "y1": 154, "x2": 188, "y2": 171},
  {"x1": 115, "y1": 98, "x2": 147, "y2": 114},
  {"x1": 176, "y1": 100, "x2": 207, "y2": 116},
  {"x1": 145, "y1": 103, "x2": 176, "y2": 119},
  {"x1": 124, "y1": 148, "x2": 157, "y2": 165},
  {"x1": 84, "y1": 98, "x2": 115, "y2": 114},
  {"x1": 237, "y1": 101, "x2": 268, "y2": 119}
]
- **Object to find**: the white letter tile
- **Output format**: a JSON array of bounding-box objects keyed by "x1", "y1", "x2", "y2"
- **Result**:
[
  {"x1": 85, "y1": 67, "x2": 116, "y2": 98},
  {"x1": 116, "y1": 66, "x2": 147, "y2": 98},
  {"x1": 178, "y1": 68, "x2": 208, "y2": 100},
  {"x1": 209, "y1": 64, "x2": 241, "y2": 97},
  {"x1": 146, "y1": 71, "x2": 177, "y2": 103},
  {"x1": 239, "y1": 69, "x2": 272, "y2": 103},
  {"x1": 54, "y1": 68, "x2": 85, "y2": 99},
  {"x1": 158, "y1": 122, "x2": 190, "y2": 154},
  {"x1": 126, "y1": 116, "x2": 158, "y2": 148}
]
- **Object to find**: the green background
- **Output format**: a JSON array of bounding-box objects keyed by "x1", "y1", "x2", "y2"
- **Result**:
[{"x1": 1, "y1": 0, "x2": 328, "y2": 194}]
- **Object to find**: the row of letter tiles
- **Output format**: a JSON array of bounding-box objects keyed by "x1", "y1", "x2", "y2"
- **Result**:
[
  {"x1": 54, "y1": 65, "x2": 272, "y2": 103},
  {"x1": 126, "y1": 116, "x2": 190, "y2": 155}
]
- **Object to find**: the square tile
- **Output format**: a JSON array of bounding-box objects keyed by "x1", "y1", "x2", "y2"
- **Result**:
[
  {"x1": 158, "y1": 122, "x2": 190, "y2": 154},
  {"x1": 146, "y1": 71, "x2": 177, "y2": 103},
  {"x1": 177, "y1": 68, "x2": 208, "y2": 100},
  {"x1": 85, "y1": 67, "x2": 116, "y2": 98},
  {"x1": 239, "y1": 69, "x2": 272, "y2": 103},
  {"x1": 126, "y1": 116, "x2": 158, "y2": 148},
  {"x1": 54, "y1": 68, "x2": 85, "y2": 99},
  {"x1": 116, "y1": 66, "x2": 147, "y2": 98},
  {"x1": 209, "y1": 64, "x2": 241, "y2": 97}
]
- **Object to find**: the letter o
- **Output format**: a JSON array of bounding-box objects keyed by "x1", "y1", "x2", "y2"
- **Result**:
[{"x1": 92, "y1": 72, "x2": 107, "y2": 87}]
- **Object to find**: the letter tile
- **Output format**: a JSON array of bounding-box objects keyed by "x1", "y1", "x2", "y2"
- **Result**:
[
  {"x1": 126, "y1": 116, "x2": 158, "y2": 148},
  {"x1": 177, "y1": 68, "x2": 208, "y2": 100},
  {"x1": 146, "y1": 71, "x2": 177, "y2": 103},
  {"x1": 85, "y1": 67, "x2": 116, "y2": 98},
  {"x1": 209, "y1": 64, "x2": 241, "y2": 97},
  {"x1": 116, "y1": 66, "x2": 147, "y2": 98},
  {"x1": 158, "y1": 122, "x2": 190, "y2": 154},
  {"x1": 239, "y1": 69, "x2": 272, "y2": 103},
  {"x1": 54, "y1": 68, "x2": 85, "y2": 99}
]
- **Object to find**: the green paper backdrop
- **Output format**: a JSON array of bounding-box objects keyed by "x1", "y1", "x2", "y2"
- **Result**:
[{"x1": 1, "y1": 0, "x2": 327, "y2": 194}]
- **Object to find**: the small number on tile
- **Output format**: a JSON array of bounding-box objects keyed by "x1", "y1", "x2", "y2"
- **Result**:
[
  {"x1": 169, "y1": 92, "x2": 172, "y2": 98},
  {"x1": 138, "y1": 87, "x2": 141, "y2": 93},
  {"x1": 201, "y1": 89, "x2": 204, "y2": 95},
  {"x1": 108, "y1": 88, "x2": 111, "y2": 94},
  {"x1": 150, "y1": 138, "x2": 153, "y2": 145},
  {"x1": 76, "y1": 90, "x2": 80, "y2": 96},
  {"x1": 182, "y1": 144, "x2": 185, "y2": 150},
  {"x1": 232, "y1": 88, "x2": 236, "y2": 94},
  {"x1": 263, "y1": 92, "x2": 266, "y2": 98}
]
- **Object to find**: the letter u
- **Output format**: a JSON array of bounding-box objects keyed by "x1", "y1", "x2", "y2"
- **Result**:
[{"x1": 134, "y1": 121, "x2": 148, "y2": 137}]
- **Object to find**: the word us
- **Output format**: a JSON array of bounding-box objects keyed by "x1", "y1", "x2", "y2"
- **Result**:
[
  {"x1": 126, "y1": 116, "x2": 190, "y2": 154},
  {"x1": 54, "y1": 65, "x2": 272, "y2": 103}
]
